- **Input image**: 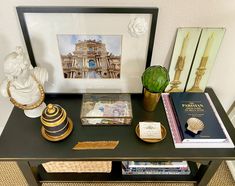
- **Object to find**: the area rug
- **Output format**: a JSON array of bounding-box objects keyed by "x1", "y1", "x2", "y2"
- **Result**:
[{"x1": 0, "y1": 161, "x2": 234, "y2": 186}]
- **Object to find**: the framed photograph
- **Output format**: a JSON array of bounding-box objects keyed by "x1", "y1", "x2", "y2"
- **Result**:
[{"x1": 17, "y1": 6, "x2": 158, "y2": 93}]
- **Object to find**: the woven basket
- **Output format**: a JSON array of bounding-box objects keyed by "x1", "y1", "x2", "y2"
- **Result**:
[{"x1": 42, "y1": 161, "x2": 112, "y2": 173}]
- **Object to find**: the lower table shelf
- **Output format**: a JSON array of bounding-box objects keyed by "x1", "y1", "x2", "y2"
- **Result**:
[{"x1": 36, "y1": 161, "x2": 198, "y2": 183}]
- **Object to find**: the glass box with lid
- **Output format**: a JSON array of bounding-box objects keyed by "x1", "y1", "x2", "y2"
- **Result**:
[{"x1": 81, "y1": 93, "x2": 132, "y2": 125}]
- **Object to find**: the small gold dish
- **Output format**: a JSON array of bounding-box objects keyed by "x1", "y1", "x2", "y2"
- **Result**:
[{"x1": 135, "y1": 123, "x2": 167, "y2": 143}]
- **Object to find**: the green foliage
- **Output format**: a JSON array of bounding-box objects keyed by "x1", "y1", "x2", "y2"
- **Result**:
[{"x1": 141, "y1": 65, "x2": 170, "y2": 93}]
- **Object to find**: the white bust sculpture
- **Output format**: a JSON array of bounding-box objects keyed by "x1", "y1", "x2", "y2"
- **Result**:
[{"x1": 0, "y1": 47, "x2": 48, "y2": 118}]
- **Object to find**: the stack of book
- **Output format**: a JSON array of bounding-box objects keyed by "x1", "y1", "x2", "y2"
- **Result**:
[
  {"x1": 162, "y1": 92, "x2": 234, "y2": 148},
  {"x1": 122, "y1": 161, "x2": 191, "y2": 175}
]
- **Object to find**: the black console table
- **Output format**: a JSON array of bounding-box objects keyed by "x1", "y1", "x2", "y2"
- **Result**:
[{"x1": 0, "y1": 88, "x2": 234, "y2": 185}]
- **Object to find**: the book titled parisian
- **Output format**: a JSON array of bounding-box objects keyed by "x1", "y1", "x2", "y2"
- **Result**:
[{"x1": 170, "y1": 92, "x2": 226, "y2": 142}]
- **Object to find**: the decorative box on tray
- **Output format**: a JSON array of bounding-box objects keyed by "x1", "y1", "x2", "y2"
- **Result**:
[{"x1": 80, "y1": 93, "x2": 132, "y2": 125}]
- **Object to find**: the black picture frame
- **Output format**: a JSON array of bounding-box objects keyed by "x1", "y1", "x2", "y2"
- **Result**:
[{"x1": 16, "y1": 6, "x2": 158, "y2": 93}]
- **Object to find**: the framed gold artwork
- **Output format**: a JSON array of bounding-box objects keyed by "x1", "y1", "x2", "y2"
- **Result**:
[
  {"x1": 227, "y1": 101, "x2": 235, "y2": 181},
  {"x1": 165, "y1": 28, "x2": 202, "y2": 92},
  {"x1": 185, "y1": 28, "x2": 225, "y2": 92}
]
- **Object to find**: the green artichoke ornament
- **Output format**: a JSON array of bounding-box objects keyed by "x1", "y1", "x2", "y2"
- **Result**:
[{"x1": 142, "y1": 65, "x2": 170, "y2": 93}]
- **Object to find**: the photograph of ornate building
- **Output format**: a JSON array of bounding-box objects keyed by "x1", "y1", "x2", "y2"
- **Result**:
[{"x1": 57, "y1": 35, "x2": 122, "y2": 79}]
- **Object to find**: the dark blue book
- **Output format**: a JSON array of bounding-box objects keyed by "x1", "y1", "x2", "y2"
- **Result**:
[{"x1": 170, "y1": 92, "x2": 226, "y2": 142}]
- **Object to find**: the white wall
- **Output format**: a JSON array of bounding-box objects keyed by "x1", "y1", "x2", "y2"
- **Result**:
[{"x1": 1, "y1": 0, "x2": 235, "y2": 126}]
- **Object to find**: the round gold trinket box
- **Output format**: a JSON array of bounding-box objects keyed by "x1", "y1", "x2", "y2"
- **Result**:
[{"x1": 40, "y1": 104, "x2": 73, "y2": 141}]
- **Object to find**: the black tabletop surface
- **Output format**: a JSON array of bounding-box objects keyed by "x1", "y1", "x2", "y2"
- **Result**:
[{"x1": 0, "y1": 88, "x2": 234, "y2": 161}]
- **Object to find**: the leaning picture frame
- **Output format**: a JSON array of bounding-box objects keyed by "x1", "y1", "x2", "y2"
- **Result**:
[
  {"x1": 227, "y1": 101, "x2": 235, "y2": 181},
  {"x1": 16, "y1": 6, "x2": 158, "y2": 93}
]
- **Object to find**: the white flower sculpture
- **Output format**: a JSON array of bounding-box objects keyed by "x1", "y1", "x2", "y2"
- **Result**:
[{"x1": 128, "y1": 17, "x2": 148, "y2": 37}]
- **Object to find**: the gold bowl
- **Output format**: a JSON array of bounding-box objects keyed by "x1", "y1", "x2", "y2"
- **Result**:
[{"x1": 135, "y1": 123, "x2": 167, "y2": 143}]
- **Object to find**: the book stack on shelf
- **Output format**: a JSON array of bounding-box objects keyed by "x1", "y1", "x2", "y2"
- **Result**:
[
  {"x1": 162, "y1": 92, "x2": 234, "y2": 148},
  {"x1": 122, "y1": 161, "x2": 191, "y2": 175}
]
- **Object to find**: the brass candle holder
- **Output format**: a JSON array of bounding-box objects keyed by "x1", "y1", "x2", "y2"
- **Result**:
[
  {"x1": 167, "y1": 56, "x2": 186, "y2": 92},
  {"x1": 188, "y1": 57, "x2": 208, "y2": 92},
  {"x1": 168, "y1": 33, "x2": 189, "y2": 92},
  {"x1": 188, "y1": 33, "x2": 214, "y2": 92}
]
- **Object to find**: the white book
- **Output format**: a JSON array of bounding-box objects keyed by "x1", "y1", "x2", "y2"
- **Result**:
[
  {"x1": 162, "y1": 93, "x2": 234, "y2": 148},
  {"x1": 126, "y1": 161, "x2": 188, "y2": 168}
]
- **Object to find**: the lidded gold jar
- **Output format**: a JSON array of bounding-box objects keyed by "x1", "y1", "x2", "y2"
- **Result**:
[{"x1": 40, "y1": 104, "x2": 73, "y2": 141}]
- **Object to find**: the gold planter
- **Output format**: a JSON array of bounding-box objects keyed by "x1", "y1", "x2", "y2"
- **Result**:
[{"x1": 143, "y1": 88, "x2": 161, "y2": 112}]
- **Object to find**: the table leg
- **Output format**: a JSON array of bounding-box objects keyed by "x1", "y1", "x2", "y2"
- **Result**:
[
  {"x1": 17, "y1": 161, "x2": 40, "y2": 186},
  {"x1": 196, "y1": 160, "x2": 222, "y2": 186}
]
